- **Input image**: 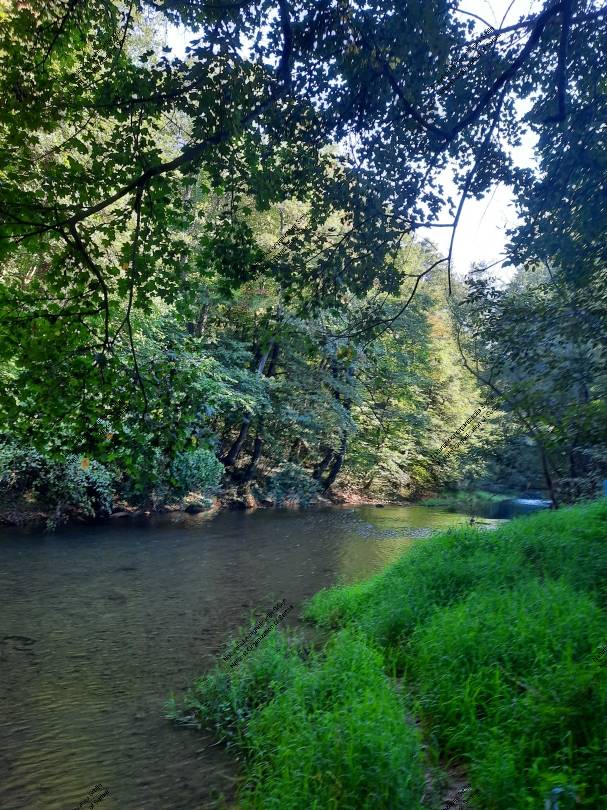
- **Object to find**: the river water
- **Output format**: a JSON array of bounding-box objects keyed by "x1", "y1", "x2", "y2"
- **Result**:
[{"x1": 0, "y1": 505, "x2": 500, "y2": 810}]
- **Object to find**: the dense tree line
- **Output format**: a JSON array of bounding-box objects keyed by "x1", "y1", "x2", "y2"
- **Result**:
[{"x1": 0, "y1": 0, "x2": 606, "y2": 520}]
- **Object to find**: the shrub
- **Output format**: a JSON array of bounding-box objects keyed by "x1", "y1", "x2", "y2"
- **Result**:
[
  {"x1": 0, "y1": 439, "x2": 113, "y2": 528},
  {"x1": 40, "y1": 455, "x2": 114, "y2": 529},
  {"x1": 266, "y1": 462, "x2": 320, "y2": 506},
  {"x1": 0, "y1": 440, "x2": 46, "y2": 496},
  {"x1": 169, "y1": 447, "x2": 223, "y2": 498}
]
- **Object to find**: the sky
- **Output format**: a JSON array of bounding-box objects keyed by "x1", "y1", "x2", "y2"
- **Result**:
[
  {"x1": 164, "y1": 0, "x2": 541, "y2": 282},
  {"x1": 415, "y1": 1, "x2": 541, "y2": 281}
]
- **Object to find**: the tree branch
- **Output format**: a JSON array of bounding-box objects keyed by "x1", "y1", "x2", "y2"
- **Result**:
[
  {"x1": 64, "y1": 224, "x2": 111, "y2": 351},
  {"x1": 447, "y1": 87, "x2": 507, "y2": 292},
  {"x1": 448, "y1": 2, "x2": 564, "y2": 141},
  {"x1": 545, "y1": 0, "x2": 574, "y2": 122}
]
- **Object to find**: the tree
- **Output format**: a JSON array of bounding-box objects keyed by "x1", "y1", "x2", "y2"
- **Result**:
[{"x1": 454, "y1": 266, "x2": 607, "y2": 504}]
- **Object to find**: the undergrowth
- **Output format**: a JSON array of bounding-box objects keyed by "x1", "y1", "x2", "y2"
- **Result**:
[{"x1": 306, "y1": 499, "x2": 607, "y2": 807}]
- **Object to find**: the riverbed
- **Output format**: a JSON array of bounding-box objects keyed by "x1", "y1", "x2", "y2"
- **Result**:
[{"x1": 0, "y1": 505, "x2": 501, "y2": 810}]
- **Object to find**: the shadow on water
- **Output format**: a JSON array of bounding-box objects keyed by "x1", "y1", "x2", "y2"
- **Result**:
[
  {"x1": 480, "y1": 497, "x2": 553, "y2": 520},
  {"x1": 0, "y1": 505, "x2": 497, "y2": 810}
]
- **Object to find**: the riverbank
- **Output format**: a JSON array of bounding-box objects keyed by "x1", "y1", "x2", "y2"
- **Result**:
[
  {"x1": 175, "y1": 499, "x2": 607, "y2": 808},
  {"x1": 0, "y1": 483, "x2": 390, "y2": 530},
  {"x1": 1, "y1": 502, "x2": 463, "y2": 809},
  {"x1": 420, "y1": 488, "x2": 520, "y2": 511}
]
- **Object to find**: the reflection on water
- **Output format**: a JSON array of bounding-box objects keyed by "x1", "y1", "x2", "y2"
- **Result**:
[{"x1": 0, "y1": 505, "x2": 495, "y2": 809}]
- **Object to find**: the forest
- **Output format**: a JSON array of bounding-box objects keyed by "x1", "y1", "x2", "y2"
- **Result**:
[
  {"x1": 1, "y1": 0, "x2": 606, "y2": 526},
  {"x1": 0, "y1": 0, "x2": 606, "y2": 809}
]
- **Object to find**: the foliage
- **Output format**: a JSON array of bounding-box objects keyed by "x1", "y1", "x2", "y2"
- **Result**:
[
  {"x1": 455, "y1": 267, "x2": 607, "y2": 506},
  {"x1": 41, "y1": 455, "x2": 114, "y2": 529},
  {"x1": 0, "y1": 440, "x2": 46, "y2": 496},
  {"x1": 169, "y1": 448, "x2": 224, "y2": 499},
  {"x1": 1, "y1": 0, "x2": 606, "y2": 515},
  {"x1": 265, "y1": 462, "x2": 320, "y2": 506},
  {"x1": 0, "y1": 439, "x2": 113, "y2": 528}
]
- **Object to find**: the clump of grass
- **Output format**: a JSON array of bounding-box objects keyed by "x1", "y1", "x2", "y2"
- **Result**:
[
  {"x1": 177, "y1": 629, "x2": 424, "y2": 809},
  {"x1": 305, "y1": 523, "x2": 522, "y2": 650},
  {"x1": 242, "y1": 630, "x2": 424, "y2": 809},
  {"x1": 178, "y1": 630, "x2": 305, "y2": 748},
  {"x1": 410, "y1": 578, "x2": 607, "y2": 807}
]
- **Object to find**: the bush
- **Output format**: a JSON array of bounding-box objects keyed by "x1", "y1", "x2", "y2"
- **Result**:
[
  {"x1": 0, "y1": 439, "x2": 113, "y2": 528},
  {"x1": 0, "y1": 440, "x2": 46, "y2": 496},
  {"x1": 38, "y1": 455, "x2": 113, "y2": 529},
  {"x1": 169, "y1": 447, "x2": 224, "y2": 498},
  {"x1": 266, "y1": 462, "x2": 320, "y2": 506}
]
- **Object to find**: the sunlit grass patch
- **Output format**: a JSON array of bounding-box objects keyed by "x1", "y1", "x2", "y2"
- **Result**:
[
  {"x1": 241, "y1": 630, "x2": 424, "y2": 809},
  {"x1": 304, "y1": 500, "x2": 607, "y2": 807},
  {"x1": 177, "y1": 629, "x2": 424, "y2": 809}
]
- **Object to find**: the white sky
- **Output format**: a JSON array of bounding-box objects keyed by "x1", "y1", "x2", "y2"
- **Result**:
[
  {"x1": 165, "y1": 0, "x2": 541, "y2": 281},
  {"x1": 416, "y1": 0, "x2": 541, "y2": 281}
]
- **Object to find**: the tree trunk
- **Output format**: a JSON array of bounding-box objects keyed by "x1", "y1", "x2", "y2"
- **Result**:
[
  {"x1": 242, "y1": 419, "x2": 264, "y2": 482},
  {"x1": 322, "y1": 432, "x2": 347, "y2": 492},
  {"x1": 313, "y1": 447, "x2": 334, "y2": 480},
  {"x1": 540, "y1": 445, "x2": 559, "y2": 509},
  {"x1": 222, "y1": 341, "x2": 276, "y2": 467},
  {"x1": 223, "y1": 416, "x2": 252, "y2": 467},
  {"x1": 320, "y1": 361, "x2": 353, "y2": 492}
]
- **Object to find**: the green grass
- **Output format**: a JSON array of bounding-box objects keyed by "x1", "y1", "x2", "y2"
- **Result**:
[
  {"x1": 306, "y1": 499, "x2": 607, "y2": 807},
  {"x1": 177, "y1": 629, "x2": 424, "y2": 809},
  {"x1": 422, "y1": 489, "x2": 518, "y2": 510},
  {"x1": 175, "y1": 499, "x2": 607, "y2": 808}
]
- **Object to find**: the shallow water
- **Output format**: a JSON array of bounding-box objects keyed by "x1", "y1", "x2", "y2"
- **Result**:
[{"x1": 0, "y1": 505, "x2": 500, "y2": 810}]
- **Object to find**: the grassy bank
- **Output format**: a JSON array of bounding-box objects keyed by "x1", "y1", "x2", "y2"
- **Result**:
[
  {"x1": 421, "y1": 488, "x2": 518, "y2": 511},
  {"x1": 174, "y1": 500, "x2": 607, "y2": 809}
]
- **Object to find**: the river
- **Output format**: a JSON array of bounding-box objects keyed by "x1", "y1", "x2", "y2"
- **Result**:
[{"x1": 0, "y1": 505, "x2": 501, "y2": 810}]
